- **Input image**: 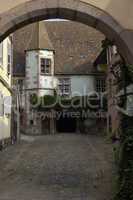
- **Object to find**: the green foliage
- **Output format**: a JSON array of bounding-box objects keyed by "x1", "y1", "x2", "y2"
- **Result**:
[
  {"x1": 41, "y1": 95, "x2": 57, "y2": 107},
  {"x1": 126, "y1": 65, "x2": 133, "y2": 83},
  {"x1": 113, "y1": 64, "x2": 133, "y2": 199},
  {"x1": 114, "y1": 116, "x2": 133, "y2": 200},
  {"x1": 30, "y1": 93, "x2": 38, "y2": 105},
  {"x1": 102, "y1": 38, "x2": 113, "y2": 49}
]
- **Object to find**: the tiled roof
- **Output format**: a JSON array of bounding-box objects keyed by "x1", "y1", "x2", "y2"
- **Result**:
[{"x1": 13, "y1": 20, "x2": 105, "y2": 76}]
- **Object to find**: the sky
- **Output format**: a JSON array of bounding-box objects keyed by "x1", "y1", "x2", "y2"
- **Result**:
[{"x1": 45, "y1": 19, "x2": 68, "y2": 21}]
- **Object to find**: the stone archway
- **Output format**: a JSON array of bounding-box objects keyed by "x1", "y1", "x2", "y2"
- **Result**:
[
  {"x1": 0, "y1": 1, "x2": 133, "y2": 199},
  {"x1": 0, "y1": 0, "x2": 132, "y2": 63}
]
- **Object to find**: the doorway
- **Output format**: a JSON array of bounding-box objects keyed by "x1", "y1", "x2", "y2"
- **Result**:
[
  {"x1": 42, "y1": 118, "x2": 50, "y2": 135},
  {"x1": 56, "y1": 116, "x2": 77, "y2": 133}
]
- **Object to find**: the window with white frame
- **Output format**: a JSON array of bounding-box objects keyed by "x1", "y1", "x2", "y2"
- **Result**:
[
  {"x1": 0, "y1": 93, "x2": 4, "y2": 116},
  {"x1": 96, "y1": 78, "x2": 106, "y2": 93},
  {"x1": 7, "y1": 41, "x2": 12, "y2": 75},
  {"x1": 58, "y1": 78, "x2": 71, "y2": 96},
  {"x1": 0, "y1": 42, "x2": 3, "y2": 66},
  {"x1": 40, "y1": 58, "x2": 51, "y2": 75}
]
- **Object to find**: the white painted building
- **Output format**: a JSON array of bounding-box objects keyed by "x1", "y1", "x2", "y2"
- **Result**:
[
  {"x1": 25, "y1": 50, "x2": 55, "y2": 97},
  {"x1": 0, "y1": 36, "x2": 12, "y2": 146},
  {"x1": 13, "y1": 21, "x2": 105, "y2": 135},
  {"x1": 25, "y1": 49, "x2": 96, "y2": 98}
]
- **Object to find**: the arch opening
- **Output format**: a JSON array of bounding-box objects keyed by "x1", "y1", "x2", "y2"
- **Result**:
[{"x1": 0, "y1": 1, "x2": 130, "y2": 199}]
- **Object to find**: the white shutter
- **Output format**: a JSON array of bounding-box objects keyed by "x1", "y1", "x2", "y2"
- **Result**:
[
  {"x1": 4, "y1": 96, "x2": 12, "y2": 115},
  {"x1": 0, "y1": 42, "x2": 3, "y2": 66},
  {"x1": 0, "y1": 93, "x2": 4, "y2": 116},
  {"x1": 7, "y1": 41, "x2": 12, "y2": 75}
]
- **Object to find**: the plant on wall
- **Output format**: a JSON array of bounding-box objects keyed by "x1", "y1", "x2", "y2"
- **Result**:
[
  {"x1": 114, "y1": 64, "x2": 133, "y2": 200},
  {"x1": 114, "y1": 116, "x2": 133, "y2": 200}
]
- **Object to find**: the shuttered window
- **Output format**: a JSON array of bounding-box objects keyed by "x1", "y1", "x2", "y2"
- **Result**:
[
  {"x1": 7, "y1": 42, "x2": 12, "y2": 75},
  {"x1": 0, "y1": 93, "x2": 4, "y2": 116},
  {"x1": 4, "y1": 96, "x2": 12, "y2": 115},
  {"x1": 0, "y1": 42, "x2": 3, "y2": 67}
]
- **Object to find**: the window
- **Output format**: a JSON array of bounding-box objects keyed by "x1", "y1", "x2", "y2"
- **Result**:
[
  {"x1": 7, "y1": 42, "x2": 12, "y2": 75},
  {"x1": 40, "y1": 58, "x2": 51, "y2": 75},
  {"x1": 58, "y1": 78, "x2": 71, "y2": 96},
  {"x1": 96, "y1": 78, "x2": 106, "y2": 93},
  {"x1": 8, "y1": 55, "x2": 11, "y2": 75},
  {"x1": 0, "y1": 93, "x2": 4, "y2": 116},
  {"x1": 0, "y1": 42, "x2": 3, "y2": 66},
  {"x1": 4, "y1": 96, "x2": 12, "y2": 115}
]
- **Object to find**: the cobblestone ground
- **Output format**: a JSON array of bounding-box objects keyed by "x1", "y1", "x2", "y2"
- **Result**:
[{"x1": 0, "y1": 134, "x2": 115, "y2": 200}]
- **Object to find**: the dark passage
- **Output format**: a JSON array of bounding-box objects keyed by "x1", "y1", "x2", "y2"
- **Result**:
[
  {"x1": 56, "y1": 116, "x2": 77, "y2": 133},
  {"x1": 42, "y1": 118, "x2": 50, "y2": 135}
]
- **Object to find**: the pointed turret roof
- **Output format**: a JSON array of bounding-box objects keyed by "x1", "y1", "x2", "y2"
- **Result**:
[
  {"x1": 39, "y1": 22, "x2": 54, "y2": 50},
  {"x1": 13, "y1": 20, "x2": 105, "y2": 76},
  {"x1": 26, "y1": 21, "x2": 54, "y2": 50}
]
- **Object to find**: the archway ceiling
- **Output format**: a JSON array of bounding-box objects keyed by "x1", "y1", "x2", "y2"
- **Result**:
[
  {"x1": 0, "y1": 0, "x2": 133, "y2": 63},
  {"x1": 0, "y1": 0, "x2": 133, "y2": 29}
]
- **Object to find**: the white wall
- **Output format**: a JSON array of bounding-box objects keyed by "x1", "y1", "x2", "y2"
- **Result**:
[
  {"x1": 0, "y1": 37, "x2": 12, "y2": 141},
  {"x1": 25, "y1": 50, "x2": 38, "y2": 90},
  {"x1": 0, "y1": 84, "x2": 11, "y2": 141},
  {"x1": 71, "y1": 76, "x2": 95, "y2": 97},
  {"x1": 39, "y1": 50, "x2": 54, "y2": 96},
  {"x1": 0, "y1": 37, "x2": 12, "y2": 86},
  {"x1": 55, "y1": 75, "x2": 95, "y2": 97},
  {"x1": 25, "y1": 50, "x2": 95, "y2": 98},
  {"x1": 25, "y1": 50, "x2": 54, "y2": 97}
]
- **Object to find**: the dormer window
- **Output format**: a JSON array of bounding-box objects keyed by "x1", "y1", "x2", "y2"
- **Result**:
[{"x1": 40, "y1": 58, "x2": 51, "y2": 75}]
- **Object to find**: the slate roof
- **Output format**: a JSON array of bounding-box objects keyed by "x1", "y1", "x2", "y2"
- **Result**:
[{"x1": 13, "y1": 20, "x2": 105, "y2": 76}]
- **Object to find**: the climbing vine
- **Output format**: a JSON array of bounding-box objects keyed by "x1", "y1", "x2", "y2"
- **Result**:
[
  {"x1": 114, "y1": 115, "x2": 133, "y2": 200},
  {"x1": 114, "y1": 64, "x2": 133, "y2": 200}
]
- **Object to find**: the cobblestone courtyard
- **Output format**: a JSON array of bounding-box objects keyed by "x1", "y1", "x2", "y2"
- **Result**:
[{"x1": 0, "y1": 134, "x2": 115, "y2": 200}]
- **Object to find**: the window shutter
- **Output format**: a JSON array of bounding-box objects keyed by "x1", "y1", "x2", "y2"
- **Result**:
[
  {"x1": 4, "y1": 96, "x2": 12, "y2": 115},
  {"x1": 7, "y1": 42, "x2": 12, "y2": 75},
  {"x1": 0, "y1": 93, "x2": 4, "y2": 116},
  {"x1": 0, "y1": 42, "x2": 3, "y2": 66}
]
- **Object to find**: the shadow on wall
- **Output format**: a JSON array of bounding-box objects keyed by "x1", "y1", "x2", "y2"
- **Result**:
[{"x1": 0, "y1": 118, "x2": 12, "y2": 150}]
